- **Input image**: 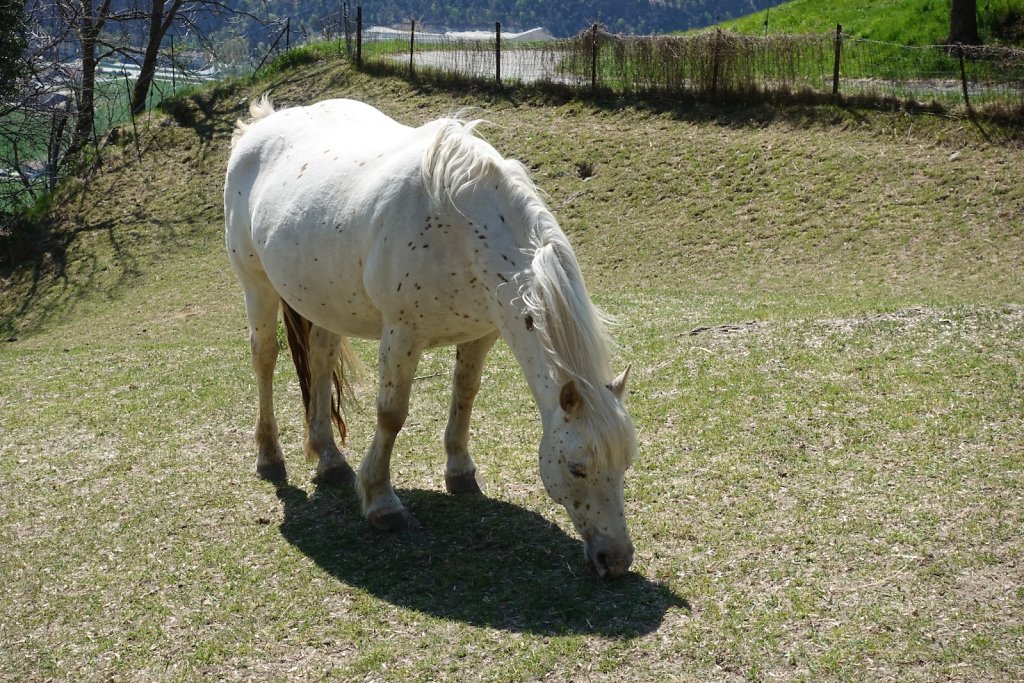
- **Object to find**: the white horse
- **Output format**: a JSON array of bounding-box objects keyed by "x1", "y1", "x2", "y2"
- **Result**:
[{"x1": 225, "y1": 96, "x2": 638, "y2": 577}]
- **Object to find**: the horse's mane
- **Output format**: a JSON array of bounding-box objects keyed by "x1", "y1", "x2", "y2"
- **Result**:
[{"x1": 423, "y1": 119, "x2": 636, "y2": 469}]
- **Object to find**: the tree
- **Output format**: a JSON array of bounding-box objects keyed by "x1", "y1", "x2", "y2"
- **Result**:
[
  {"x1": 55, "y1": 0, "x2": 117, "y2": 155},
  {"x1": 129, "y1": 0, "x2": 185, "y2": 115},
  {"x1": 0, "y1": 0, "x2": 28, "y2": 101},
  {"x1": 126, "y1": 1, "x2": 277, "y2": 115},
  {"x1": 948, "y1": 0, "x2": 981, "y2": 45},
  {"x1": 28, "y1": 1, "x2": 271, "y2": 156},
  {"x1": 2, "y1": 0, "x2": 272, "y2": 257},
  {"x1": 1, "y1": 1, "x2": 80, "y2": 207}
]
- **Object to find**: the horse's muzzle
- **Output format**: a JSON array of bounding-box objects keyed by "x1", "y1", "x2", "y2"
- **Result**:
[{"x1": 585, "y1": 533, "x2": 635, "y2": 579}]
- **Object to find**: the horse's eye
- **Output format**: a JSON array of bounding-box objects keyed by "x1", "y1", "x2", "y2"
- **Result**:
[{"x1": 568, "y1": 462, "x2": 587, "y2": 478}]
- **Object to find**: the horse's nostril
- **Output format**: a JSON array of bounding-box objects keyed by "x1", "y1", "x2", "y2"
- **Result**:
[{"x1": 595, "y1": 551, "x2": 609, "y2": 569}]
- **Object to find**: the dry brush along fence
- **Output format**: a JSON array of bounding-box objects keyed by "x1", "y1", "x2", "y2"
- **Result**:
[{"x1": 352, "y1": 18, "x2": 1024, "y2": 117}]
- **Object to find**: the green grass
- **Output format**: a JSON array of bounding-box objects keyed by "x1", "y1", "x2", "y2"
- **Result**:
[
  {"x1": 722, "y1": 0, "x2": 1022, "y2": 45},
  {"x1": 1, "y1": 56, "x2": 1023, "y2": 681}
]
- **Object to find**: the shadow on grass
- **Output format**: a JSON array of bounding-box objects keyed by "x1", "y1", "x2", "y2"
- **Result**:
[
  {"x1": 273, "y1": 481, "x2": 687, "y2": 637},
  {"x1": 0, "y1": 217, "x2": 129, "y2": 336},
  {"x1": 157, "y1": 81, "x2": 243, "y2": 144}
]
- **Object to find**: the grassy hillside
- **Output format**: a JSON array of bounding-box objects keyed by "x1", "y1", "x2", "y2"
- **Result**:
[
  {"x1": 722, "y1": 0, "x2": 1024, "y2": 45},
  {"x1": 1, "y1": 53, "x2": 1023, "y2": 681}
]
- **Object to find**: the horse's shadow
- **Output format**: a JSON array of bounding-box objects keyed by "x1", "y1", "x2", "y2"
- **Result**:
[{"x1": 273, "y1": 482, "x2": 687, "y2": 637}]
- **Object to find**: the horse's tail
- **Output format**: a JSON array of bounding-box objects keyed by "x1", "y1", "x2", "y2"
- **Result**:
[
  {"x1": 231, "y1": 93, "x2": 276, "y2": 148},
  {"x1": 280, "y1": 300, "x2": 359, "y2": 449}
]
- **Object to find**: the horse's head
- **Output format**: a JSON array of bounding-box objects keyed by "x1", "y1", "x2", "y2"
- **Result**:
[{"x1": 539, "y1": 367, "x2": 636, "y2": 578}]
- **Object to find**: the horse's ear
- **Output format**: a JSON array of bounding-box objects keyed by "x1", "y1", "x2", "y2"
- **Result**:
[
  {"x1": 559, "y1": 380, "x2": 583, "y2": 416},
  {"x1": 607, "y1": 365, "x2": 631, "y2": 400}
]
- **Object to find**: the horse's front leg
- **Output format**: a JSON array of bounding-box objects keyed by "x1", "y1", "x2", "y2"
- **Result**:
[
  {"x1": 357, "y1": 325, "x2": 423, "y2": 530},
  {"x1": 444, "y1": 331, "x2": 499, "y2": 494},
  {"x1": 306, "y1": 325, "x2": 356, "y2": 485}
]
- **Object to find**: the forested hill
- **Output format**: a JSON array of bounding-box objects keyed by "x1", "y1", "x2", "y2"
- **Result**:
[{"x1": 270, "y1": 0, "x2": 783, "y2": 36}]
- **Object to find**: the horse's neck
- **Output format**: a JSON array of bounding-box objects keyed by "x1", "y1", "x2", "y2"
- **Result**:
[
  {"x1": 464, "y1": 229, "x2": 557, "y2": 420},
  {"x1": 493, "y1": 289, "x2": 560, "y2": 424},
  {"x1": 448, "y1": 164, "x2": 566, "y2": 422}
]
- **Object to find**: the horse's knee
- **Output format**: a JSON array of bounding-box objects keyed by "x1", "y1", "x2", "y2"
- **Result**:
[
  {"x1": 456, "y1": 378, "x2": 482, "y2": 402},
  {"x1": 377, "y1": 406, "x2": 406, "y2": 434},
  {"x1": 250, "y1": 331, "x2": 279, "y2": 365}
]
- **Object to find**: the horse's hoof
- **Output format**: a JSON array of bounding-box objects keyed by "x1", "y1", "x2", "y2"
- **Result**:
[
  {"x1": 257, "y1": 461, "x2": 287, "y2": 482},
  {"x1": 313, "y1": 461, "x2": 356, "y2": 486},
  {"x1": 369, "y1": 508, "x2": 421, "y2": 532},
  {"x1": 445, "y1": 470, "x2": 484, "y2": 495}
]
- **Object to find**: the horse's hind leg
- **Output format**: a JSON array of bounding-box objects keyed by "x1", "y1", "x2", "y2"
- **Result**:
[
  {"x1": 306, "y1": 325, "x2": 356, "y2": 485},
  {"x1": 243, "y1": 285, "x2": 286, "y2": 481},
  {"x1": 357, "y1": 324, "x2": 423, "y2": 531},
  {"x1": 444, "y1": 331, "x2": 499, "y2": 494}
]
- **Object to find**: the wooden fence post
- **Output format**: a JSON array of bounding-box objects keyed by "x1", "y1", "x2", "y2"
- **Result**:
[
  {"x1": 356, "y1": 5, "x2": 362, "y2": 68},
  {"x1": 590, "y1": 24, "x2": 599, "y2": 91},
  {"x1": 833, "y1": 23, "x2": 842, "y2": 96},
  {"x1": 285, "y1": 17, "x2": 291, "y2": 49},
  {"x1": 409, "y1": 19, "x2": 416, "y2": 77},
  {"x1": 496, "y1": 22, "x2": 501, "y2": 85}
]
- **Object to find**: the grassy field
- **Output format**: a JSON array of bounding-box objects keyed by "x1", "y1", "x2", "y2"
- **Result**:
[
  {"x1": 721, "y1": 0, "x2": 1023, "y2": 45},
  {"x1": 1, "y1": 55, "x2": 1023, "y2": 681}
]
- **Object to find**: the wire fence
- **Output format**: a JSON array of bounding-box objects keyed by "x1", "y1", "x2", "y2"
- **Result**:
[{"x1": 354, "y1": 21, "x2": 1024, "y2": 116}]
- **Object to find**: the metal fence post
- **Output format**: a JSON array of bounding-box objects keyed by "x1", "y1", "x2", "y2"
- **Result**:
[
  {"x1": 356, "y1": 5, "x2": 362, "y2": 68},
  {"x1": 409, "y1": 19, "x2": 416, "y2": 77},
  {"x1": 958, "y1": 43, "x2": 973, "y2": 116},
  {"x1": 833, "y1": 23, "x2": 842, "y2": 96},
  {"x1": 591, "y1": 24, "x2": 599, "y2": 91},
  {"x1": 251, "y1": 21, "x2": 289, "y2": 76},
  {"x1": 711, "y1": 28, "x2": 721, "y2": 96},
  {"x1": 341, "y1": 1, "x2": 348, "y2": 55},
  {"x1": 496, "y1": 22, "x2": 501, "y2": 85},
  {"x1": 170, "y1": 33, "x2": 175, "y2": 92}
]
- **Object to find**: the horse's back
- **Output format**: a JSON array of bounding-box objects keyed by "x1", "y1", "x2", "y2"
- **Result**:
[
  {"x1": 226, "y1": 98, "x2": 415, "y2": 200},
  {"x1": 224, "y1": 99, "x2": 448, "y2": 339},
  {"x1": 231, "y1": 98, "x2": 407, "y2": 154}
]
